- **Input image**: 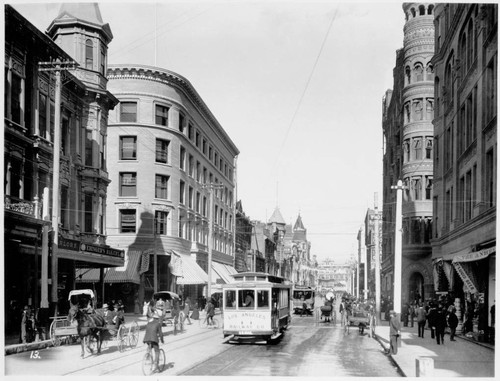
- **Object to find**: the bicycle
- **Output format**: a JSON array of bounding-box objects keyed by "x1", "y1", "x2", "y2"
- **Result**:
[
  {"x1": 199, "y1": 315, "x2": 219, "y2": 328},
  {"x1": 142, "y1": 343, "x2": 165, "y2": 376}
]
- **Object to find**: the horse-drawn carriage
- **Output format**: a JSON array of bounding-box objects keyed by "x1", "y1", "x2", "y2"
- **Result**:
[
  {"x1": 152, "y1": 291, "x2": 184, "y2": 334},
  {"x1": 319, "y1": 291, "x2": 335, "y2": 322},
  {"x1": 347, "y1": 302, "x2": 375, "y2": 337},
  {"x1": 50, "y1": 289, "x2": 139, "y2": 357}
]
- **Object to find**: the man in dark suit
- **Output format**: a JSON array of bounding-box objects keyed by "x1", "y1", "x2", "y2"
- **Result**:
[{"x1": 389, "y1": 310, "x2": 401, "y2": 354}]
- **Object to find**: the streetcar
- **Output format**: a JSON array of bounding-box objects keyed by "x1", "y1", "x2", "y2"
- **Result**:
[
  {"x1": 291, "y1": 285, "x2": 315, "y2": 315},
  {"x1": 221, "y1": 272, "x2": 292, "y2": 344}
]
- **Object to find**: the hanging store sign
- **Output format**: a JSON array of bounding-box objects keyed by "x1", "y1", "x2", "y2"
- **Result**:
[{"x1": 453, "y1": 262, "x2": 478, "y2": 294}]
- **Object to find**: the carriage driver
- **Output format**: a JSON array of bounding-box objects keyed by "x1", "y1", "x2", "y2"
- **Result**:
[{"x1": 143, "y1": 308, "x2": 164, "y2": 372}]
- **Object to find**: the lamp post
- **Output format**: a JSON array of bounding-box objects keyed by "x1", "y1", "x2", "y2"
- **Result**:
[
  {"x1": 391, "y1": 180, "x2": 406, "y2": 314},
  {"x1": 371, "y1": 192, "x2": 382, "y2": 320}
]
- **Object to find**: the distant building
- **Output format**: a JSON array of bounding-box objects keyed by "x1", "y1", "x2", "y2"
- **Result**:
[
  {"x1": 431, "y1": 3, "x2": 497, "y2": 334},
  {"x1": 235, "y1": 200, "x2": 252, "y2": 272},
  {"x1": 317, "y1": 259, "x2": 353, "y2": 296}
]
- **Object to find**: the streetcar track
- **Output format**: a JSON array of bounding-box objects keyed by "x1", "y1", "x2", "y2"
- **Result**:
[
  {"x1": 179, "y1": 343, "x2": 261, "y2": 376},
  {"x1": 61, "y1": 328, "x2": 217, "y2": 375}
]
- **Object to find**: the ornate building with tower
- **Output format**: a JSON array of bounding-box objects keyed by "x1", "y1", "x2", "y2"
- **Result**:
[{"x1": 382, "y1": 3, "x2": 435, "y2": 305}]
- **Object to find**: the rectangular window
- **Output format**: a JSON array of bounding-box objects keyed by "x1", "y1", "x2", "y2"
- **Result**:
[
  {"x1": 203, "y1": 196, "x2": 207, "y2": 217},
  {"x1": 178, "y1": 214, "x2": 184, "y2": 238},
  {"x1": 188, "y1": 155, "x2": 194, "y2": 177},
  {"x1": 485, "y1": 58, "x2": 497, "y2": 125},
  {"x1": 209, "y1": 146, "x2": 213, "y2": 161},
  {"x1": 179, "y1": 114, "x2": 185, "y2": 133},
  {"x1": 224, "y1": 290, "x2": 236, "y2": 308},
  {"x1": 195, "y1": 131, "x2": 200, "y2": 148},
  {"x1": 486, "y1": 149, "x2": 495, "y2": 206},
  {"x1": 155, "y1": 104, "x2": 169, "y2": 126},
  {"x1": 257, "y1": 290, "x2": 269, "y2": 309},
  {"x1": 50, "y1": 102, "x2": 55, "y2": 142},
  {"x1": 465, "y1": 170, "x2": 472, "y2": 221},
  {"x1": 180, "y1": 146, "x2": 186, "y2": 170},
  {"x1": 11, "y1": 74, "x2": 21, "y2": 124},
  {"x1": 120, "y1": 209, "x2": 136, "y2": 233},
  {"x1": 98, "y1": 196, "x2": 104, "y2": 234},
  {"x1": 193, "y1": 192, "x2": 199, "y2": 213},
  {"x1": 179, "y1": 180, "x2": 185, "y2": 204},
  {"x1": 238, "y1": 289, "x2": 255, "y2": 309},
  {"x1": 100, "y1": 50, "x2": 105, "y2": 75},
  {"x1": 202, "y1": 139, "x2": 207, "y2": 155},
  {"x1": 425, "y1": 176, "x2": 433, "y2": 200},
  {"x1": 85, "y1": 129, "x2": 93, "y2": 166},
  {"x1": 120, "y1": 101, "x2": 137, "y2": 122},
  {"x1": 188, "y1": 124, "x2": 193, "y2": 140},
  {"x1": 155, "y1": 139, "x2": 169, "y2": 163},
  {"x1": 120, "y1": 136, "x2": 137, "y2": 160},
  {"x1": 39, "y1": 93, "x2": 47, "y2": 139},
  {"x1": 120, "y1": 172, "x2": 137, "y2": 196},
  {"x1": 61, "y1": 116, "x2": 69, "y2": 156},
  {"x1": 155, "y1": 174, "x2": 169, "y2": 199},
  {"x1": 196, "y1": 161, "x2": 201, "y2": 182},
  {"x1": 84, "y1": 193, "x2": 93, "y2": 233},
  {"x1": 155, "y1": 210, "x2": 169, "y2": 235},
  {"x1": 188, "y1": 187, "x2": 193, "y2": 208}
]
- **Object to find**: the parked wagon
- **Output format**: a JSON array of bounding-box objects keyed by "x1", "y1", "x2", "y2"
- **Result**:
[{"x1": 347, "y1": 303, "x2": 375, "y2": 337}]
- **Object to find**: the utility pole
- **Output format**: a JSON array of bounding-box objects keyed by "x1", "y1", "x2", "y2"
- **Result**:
[
  {"x1": 153, "y1": 215, "x2": 158, "y2": 293},
  {"x1": 38, "y1": 59, "x2": 77, "y2": 316},
  {"x1": 371, "y1": 192, "x2": 382, "y2": 321},
  {"x1": 391, "y1": 180, "x2": 406, "y2": 314},
  {"x1": 205, "y1": 183, "x2": 223, "y2": 301}
]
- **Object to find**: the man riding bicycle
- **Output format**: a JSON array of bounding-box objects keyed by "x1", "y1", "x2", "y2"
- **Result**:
[{"x1": 143, "y1": 308, "x2": 164, "y2": 373}]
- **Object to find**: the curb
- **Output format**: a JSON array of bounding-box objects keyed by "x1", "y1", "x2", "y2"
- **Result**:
[{"x1": 373, "y1": 333, "x2": 407, "y2": 377}]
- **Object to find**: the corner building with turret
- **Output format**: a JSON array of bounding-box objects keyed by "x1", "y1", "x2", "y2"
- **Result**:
[{"x1": 382, "y1": 3, "x2": 435, "y2": 305}]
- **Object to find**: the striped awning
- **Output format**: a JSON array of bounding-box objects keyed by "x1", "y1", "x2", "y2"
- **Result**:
[
  {"x1": 174, "y1": 251, "x2": 208, "y2": 285},
  {"x1": 212, "y1": 262, "x2": 237, "y2": 284},
  {"x1": 76, "y1": 250, "x2": 142, "y2": 284}
]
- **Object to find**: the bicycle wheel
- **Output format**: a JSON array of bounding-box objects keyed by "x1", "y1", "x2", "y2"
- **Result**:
[
  {"x1": 199, "y1": 317, "x2": 208, "y2": 328},
  {"x1": 158, "y1": 349, "x2": 166, "y2": 372},
  {"x1": 142, "y1": 352, "x2": 154, "y2": 376}
]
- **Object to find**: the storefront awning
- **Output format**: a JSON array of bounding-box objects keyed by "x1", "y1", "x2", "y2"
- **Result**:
[
  {"x1": 174, "y1": 251, "x2": 208, "y2": 285},
  {"x1": 452, "y1": 247, "x2": 496, "y2": 263},
  {"x1": 75, "y1": 250, "x2": 142, "y2": 284},
  {"x1": 212, "y1": 262, "x2": 237, "y2": 284}
]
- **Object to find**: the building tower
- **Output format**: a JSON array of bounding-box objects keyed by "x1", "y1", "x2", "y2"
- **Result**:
[
  {"x1": 382, "y1": 3, "x2": 436, "y2": 306},
  {"x1": 400, "y1": 3, "x2": 436, "y2": 303}
]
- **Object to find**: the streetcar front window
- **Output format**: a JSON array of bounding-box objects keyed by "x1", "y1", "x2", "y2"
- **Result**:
[
  {"x1": 256, "y1": 290, "x2": 269, "y2": 309},
  {"x1": 238, "y1": 289, "x2": 255, "y2": 308},
  {"x1": 225, "y1": 290, "x2": 236, "y2": 308}
]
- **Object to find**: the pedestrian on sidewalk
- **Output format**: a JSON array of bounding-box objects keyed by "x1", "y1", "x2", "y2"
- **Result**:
[
  {"x1": 435, "y1": 304, "x2": 447, "y2": 345},
  {"x1": 416, "y1": 304, "x2": 426, "y2": 338},
  {"x1": 427, "y1": 302, "x2": 437, "y2": 339},
  {"x1": 409, "y1": 303, "x2": 415, "y2": 328},
  {"x1": 447, "y1": 306, "x2": 458, "y2": 341},
  {"x1": 389, "y1": 310, "x2": 401, "y2": 355},
  {"x1": 183, "y1": 297, "x2": 192, "y2": 325},
  {"x1": 402, "y1": 303, "x2": 409, "y2": 327}
]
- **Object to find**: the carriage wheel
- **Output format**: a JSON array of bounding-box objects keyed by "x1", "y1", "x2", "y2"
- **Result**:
[
  {"x1": 49, "y1": 321, "x2": 61, "y2": 347},
  {"x1": 129, "y1": 321, "x2": 139, "y2": 348},
  {"x1": 117, "y1": 325, "x2": 127, "y2": 352}
]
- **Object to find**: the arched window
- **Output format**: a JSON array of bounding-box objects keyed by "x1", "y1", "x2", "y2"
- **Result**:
[
  {"x1": 428, "y1": 5, "x2": 434, "y2": 15},
  {"x1": 403, "y1": 140, "x2": 410, "y2": 163},
  {"x1": 425, "y1": 139, "x2": 433, "y2": 159},
  {"x1": 426, "y1": 99, "x2": 434, "y2": 120},
  {"x1": 414, "y1": 138, "x2": 422, "y2": 160},
  {"x1": 426, "y1": 64, "x2": 434, "y2": 81},
  {"x1": 419, "y1": 5, "x2": 425, "y2": 16},
  {"x1": 415, "y1": 63, "x2": 424, "y2": 81},
  {"x1": 411, "y1": 8, "x2": 416, "y2": 18},
  {"x1": 85, "y1": 39, "x2": 93, "y2": 70},
  {"x1": 405, "y1": 66, "x2": 412, "y2": 85},
  {"x1": 459, "y1": 32, "x2": 467, "y2": 77}
]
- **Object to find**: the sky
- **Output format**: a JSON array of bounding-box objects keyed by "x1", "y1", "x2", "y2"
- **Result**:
[{"x1": 9, "y1": 0, "x2": 407, "y2": 264}]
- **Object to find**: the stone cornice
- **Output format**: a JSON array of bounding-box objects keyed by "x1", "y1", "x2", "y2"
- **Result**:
[
  {"x1": 403, "y1": 84, "x2": 434, "y2": 99},
  {"x1": 107, "y1": 64, "x2": 239, "y2": 156}
]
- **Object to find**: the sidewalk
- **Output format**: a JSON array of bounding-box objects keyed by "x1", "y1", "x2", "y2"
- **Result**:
[
  {"x1": 373, "y1": 319, "x2": 495, "y2": 377},
  {"x1": 4, "y1": 310, "x2": 217, "y2": 356}
]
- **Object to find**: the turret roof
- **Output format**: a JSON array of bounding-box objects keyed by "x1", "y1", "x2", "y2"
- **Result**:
[{"x1": 268, "y1": 207, "x2": 286, "y2": 225}]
